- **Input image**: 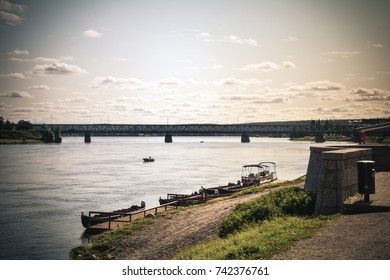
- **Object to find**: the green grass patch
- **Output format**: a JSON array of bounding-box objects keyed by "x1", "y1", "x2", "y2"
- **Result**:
[
  {"x1": 220, "y1": 187, "x2": 315, "y2": 237},
  {"x1": 0, "y1": 138, "x2": 42, "y2": 144},
  {"x1": 174, "y1": 215, "x2": 334, "y2": 260},
  {"x1": 231, "y1": 176, "x2": 306, "y2": 197}
]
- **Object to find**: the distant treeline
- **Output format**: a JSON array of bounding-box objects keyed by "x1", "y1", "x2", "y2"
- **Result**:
[{"x1": 0, "y1": 116, "x2": 62, "y2": 143}]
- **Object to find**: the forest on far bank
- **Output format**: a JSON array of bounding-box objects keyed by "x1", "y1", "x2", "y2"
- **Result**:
[{"x1": 0, "y1": 116, "x2": 62, "y2": 144}]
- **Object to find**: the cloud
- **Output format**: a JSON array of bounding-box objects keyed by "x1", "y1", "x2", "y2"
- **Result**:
[
  {"x1": 0, "y1": 90, "x2": 32, "y2": 98},
  {"x1": 82, "y1": 29, "x2": 102, "y2": 38},
  {"x1": 154, "y1": 77, "x2": 183, "y2": 86},
  {"x1": 321, "y1": 50, "x2": 360, "y2": 58},
  {"x1": 221, "y1": 94, "x2": 287, "y2": 104},
  {"x1": 29, "y1": 85, "x2": 50, "y2": 90},
  {"x1": 289, "y1": 80, "x2": 345, "y2": 91},
  {"x1": 223, "y1": 35, "x2": 258, "y2": 47},
  {"x1": 61, "y1": 97, "x2": 89, "y2": 103},
  {"x1": 90, "y1": 76, "x2": 145, "y2": 89},
  {"x1": 368, "y1": 41, "x2": 383, "y2": 48},
  {"x1": 112, "y1": 57, "x2": 128, "y2": 62},
  {"x1": 0, "y1": 0, "x2": 28, "y2": 26},
  {"x1": 218, "y1": 77, "x2": 272, "y2": 87},
  {"x1": 239, "y1": 61, "x2": 296, "y2": 72},
  {"x1": 284, "y1": 36, "x2": 299, "y2": 42},
  {"x1": 192, "y1": 30, "x2": 257, "y2": 47},
  {"x1": 350, "y1": 87, "x2": 390, "y2": 101},
  {"x1": 32, "y1": 62, "x2": 87, "y2": 75},
  {"x1": 0, "y1": 72, "x2": 25, "y2": 79},
  {"x1": 9, "y1": 56, "x2": 74, "y2": 63},
  {"x1": 192, "y1": 29, "x2": 213, "y2": 42},
  {"x1": 7, "y1": 49, "x2": 29, "y2": 56}
]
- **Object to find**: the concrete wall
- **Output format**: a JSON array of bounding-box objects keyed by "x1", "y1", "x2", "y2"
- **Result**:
[{"x1": 304, "y1": 147, "x2": 372, "y2": 215}]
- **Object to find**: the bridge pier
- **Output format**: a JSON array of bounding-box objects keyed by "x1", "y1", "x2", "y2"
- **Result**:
[
  {"x1": 165, "y1": 133, "x2": 173, "y2": 143},
  {"x1": 241, "y1": 133, "x2": 250, "y2": 143},
  {"x1": 84, "y1": 132, "x2": 91, "y2": 143}
]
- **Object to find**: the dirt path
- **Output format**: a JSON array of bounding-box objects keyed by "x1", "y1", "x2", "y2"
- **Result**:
[{"x1": 117, "y1": 184, "x2": 300, "y2": 260}]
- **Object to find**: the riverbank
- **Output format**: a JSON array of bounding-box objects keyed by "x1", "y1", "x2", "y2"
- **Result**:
[
  {"x1": 71, "y1": 177, "x2": 322, "y2": 260},
  {"x1": 71, "y1": 172, "x2": 390, "y2": 260}
]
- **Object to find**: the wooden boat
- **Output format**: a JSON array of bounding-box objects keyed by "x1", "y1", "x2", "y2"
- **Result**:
[
  {"x1": 241, "y1": 162, "x2": 277, "y2": 186},
  {"x1": 143, "y1": 157, "x2": 154, "y2": 162},
  {"x1": 200, "y1": 182, "x2": 239, "y2": 195},
  {"x1": 81, "y1": 201, "x2": 145, "y2": 228},
  {"x1": 159, "y1": 193, "x2": 202, "y2": 205}
]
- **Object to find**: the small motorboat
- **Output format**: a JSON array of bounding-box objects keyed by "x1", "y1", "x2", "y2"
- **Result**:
[{"x1": 143, "y1": 156, "x2": 155, "y2": 162}]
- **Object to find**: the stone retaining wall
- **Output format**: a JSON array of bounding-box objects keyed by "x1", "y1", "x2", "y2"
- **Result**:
[{"x1": 305, "y1": 147, "x2": 372, "y2": 215}]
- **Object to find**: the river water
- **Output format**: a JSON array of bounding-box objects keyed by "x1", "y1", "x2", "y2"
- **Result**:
[{"x1": 0, "y1": 136, "x2": 349, "y2": 259}]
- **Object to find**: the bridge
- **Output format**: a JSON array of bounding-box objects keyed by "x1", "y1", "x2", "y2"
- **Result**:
[{"x1": 32, "y1": 121, "x2": 357, "y2": 138}]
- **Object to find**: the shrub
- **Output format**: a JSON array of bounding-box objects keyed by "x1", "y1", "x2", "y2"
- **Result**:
[{"x1": 218, "y1": 187, "x2": 316, "y2": 237}]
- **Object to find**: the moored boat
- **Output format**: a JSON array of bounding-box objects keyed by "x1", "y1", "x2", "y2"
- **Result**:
[
  {"x1": 81, "y1": 201, "x2": 145, "y2": 228},
  {"x1": 241, "y1": 162, "x2": 277, "y2": 186}
]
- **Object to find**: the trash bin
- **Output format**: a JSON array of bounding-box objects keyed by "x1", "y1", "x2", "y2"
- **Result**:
[{"x1": 357, "y1": 160, "x2": 375, "y2": 195}]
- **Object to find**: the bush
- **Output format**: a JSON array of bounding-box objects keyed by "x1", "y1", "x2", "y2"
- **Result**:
[{"x1": 218, "y1": 188, "x2": 316, "y2": 237}]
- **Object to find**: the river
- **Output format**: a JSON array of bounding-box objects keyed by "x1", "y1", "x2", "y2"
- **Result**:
[{"x1": 0, "y1": 136, "x2": 349, "y2": 259}]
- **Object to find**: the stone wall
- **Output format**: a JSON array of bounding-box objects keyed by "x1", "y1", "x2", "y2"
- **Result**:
[{"x1": 304, "y1": 147, "x2": 372, "y2": 215}]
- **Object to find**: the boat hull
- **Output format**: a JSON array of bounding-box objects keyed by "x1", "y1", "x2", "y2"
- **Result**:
[{"x1": 81, "y1": 203, "x2": 145, "y2": 229}]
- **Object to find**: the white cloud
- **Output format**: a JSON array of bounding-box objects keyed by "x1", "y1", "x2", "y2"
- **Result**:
[
  {"x1": 223, "y1": 35, "x2": 258, "y2": 47},
  {"x1": 368, "y1": 41, "x2": 383, "y2": 48},
  {"x1": 321, "y1": 50, "x2": 360, "y2": 58},
  {"x1": 0, "y1": 72, "x2": 25, "y2": 79},
  {"x1": 350, "y1": 87, "x2": 390, "y2": 101},
  {"x1": 82, "y1": 29, "x2": 102, "y2": 38},
  {"x1": 284, "y1": 36, "x2": 299, "y2": 42},
  {"x1": 192, "y1": 29, "x2": 213, "y2": 42},
  {"x1": 7, "y1": 49, "x2": 29, "y2": 56},
  {"x1": 32, "y1": 62, "x2": 87, "y2": 75},
  {"x1": 1, "y1": 90, "x2": 32, "y2": 98},
  {"x1": 61, "y1": 97, "x2": 89, "y2": 103},
  {"x1": 239, "y1": 61, "x2": 296, "y2": 72},
  {"x1": 289, "y1": 80, "x2": 345, "y2": 91},
  {"x1": 218, "y1": 77, "x2": 272, "y2": 87},
  {"x1": 154, "y1": 77, "x2": 183, "y2": 86},
  {"x1": 112, "y1": 57, "x2": 128, "y2": 62},
  {"x1": 90, "y1": 76, "x2": 145, "y2": 89},
  {"x1": 0, "y1": 0, "x2": 28, "y2": 26},
  {"x1": 29, "y1": 85, "x2": 50, "y2": 90}
]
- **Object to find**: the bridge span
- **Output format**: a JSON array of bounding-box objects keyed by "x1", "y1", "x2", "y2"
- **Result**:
[{"x1": 32, "y1": 122, "x2": 355, "y2": 137}]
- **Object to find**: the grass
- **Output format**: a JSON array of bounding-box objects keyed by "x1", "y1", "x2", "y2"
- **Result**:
[
  {"x1": 231, "y1": 175, "x2": 306, "y2": 197},
  {"x1": 70, "y1": 208, "x2": 182, "y2": 259},
  {"x1": 174, "y1": 215, "x2": 335, "y2": 260},
  {"x1": 0, "y1": 138, "x2": 42, "y2": 144},
  {"x1": 174, "y1": 184, "x2": 333, "y2": 260}
]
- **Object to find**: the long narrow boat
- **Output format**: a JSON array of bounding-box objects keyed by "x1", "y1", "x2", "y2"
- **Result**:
[{"x1": 81, "y1": 201, "x2": 145, "y2": 228}]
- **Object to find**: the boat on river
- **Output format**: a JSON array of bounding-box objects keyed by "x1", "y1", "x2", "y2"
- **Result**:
[
  {"x1": 81, "y1": 201, "x2": 145, "y2": 228},
  {"x1": 241, "y1": 162, "x2": 277, "y2": 186},
  {"x1": 143, "y1": 156, "x2": 155, "y2": 162}
]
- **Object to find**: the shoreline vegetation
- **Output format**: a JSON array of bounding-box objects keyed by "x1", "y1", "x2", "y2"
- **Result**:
[
  {"x1": 0, "y1": 117, "x2": 62, "y2": 144},
  {"x1": 70, "y1": 176, "x2": 339, "y2": 260}
]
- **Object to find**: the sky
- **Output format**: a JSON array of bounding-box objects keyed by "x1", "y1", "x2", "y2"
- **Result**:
[{"x1": 0, "y1": 0, "x2": 389, "y2": 124}]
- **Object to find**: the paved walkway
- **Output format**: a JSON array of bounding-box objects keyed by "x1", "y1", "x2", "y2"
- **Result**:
[{"x1": 273, "y1": 172, "x2": 390, "y2": 260}]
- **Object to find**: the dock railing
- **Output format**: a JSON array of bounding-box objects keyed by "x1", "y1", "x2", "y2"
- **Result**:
[{"x1": 87, "y1": 201, "x2": 178, "y2": 230}]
